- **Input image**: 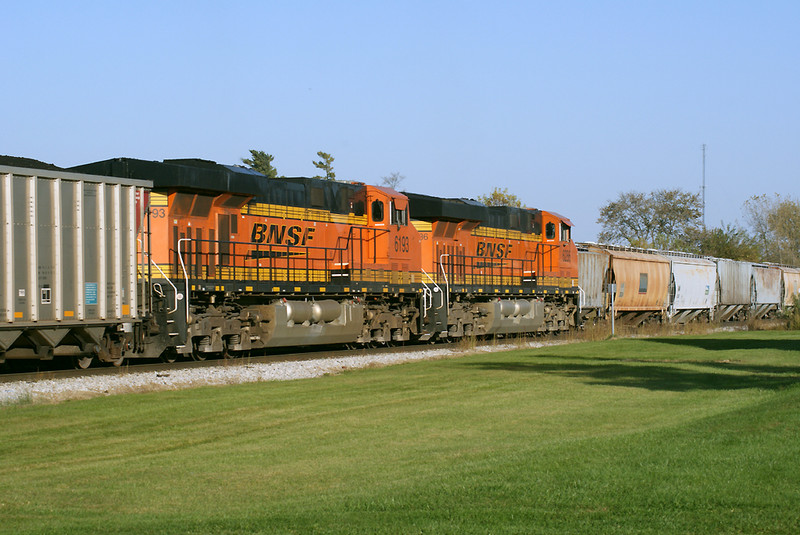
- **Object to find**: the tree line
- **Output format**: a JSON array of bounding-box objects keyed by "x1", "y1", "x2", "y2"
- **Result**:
[{"x1": 597, "y1": 188, "x2": 800, "y2": 265}]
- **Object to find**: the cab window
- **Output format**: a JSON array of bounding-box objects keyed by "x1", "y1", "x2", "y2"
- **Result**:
[
  {"x1": 545, "y1": 222, "x2": 556, "y2": 240},
  {"x1": 371, "y1": 200, "x2": 384, "y2": 222},
  {"x1": 560, "y1": 222, "x2": 571, "y2": 241},
  {"x1": 390, "y1": 202, "x2": 408, "y2": 226}
]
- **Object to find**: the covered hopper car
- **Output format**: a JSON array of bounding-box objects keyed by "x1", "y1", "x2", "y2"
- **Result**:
[
  {"x1": 577, "y1": 244, "x2": 799, "y2": 325},
  {"x1": 0, "y1": 164, "x2": 164, "y2": 367}
]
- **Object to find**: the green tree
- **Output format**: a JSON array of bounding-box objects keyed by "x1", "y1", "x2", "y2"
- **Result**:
[
  {"x1": 381, "y1": 172, "x2": 405, "y2": 190},
  {"x1": 744, "y1": 194, "x2": 800, "y2": 265},
  {"x1": 597, "y1": 188, "x2": 702, "y2": 249},
  {"x1": 478, "y1": 187, "x2": 523, "y2": 207},
  {"x1": 312, "y1": 151, "x2": 335, "y2": 180},
  {"x1": 684, "y1": 223, "x2": 759, "y2": 260},
  {"x1": 241, "y1": 149, "x2": 278, "y2": 178}
]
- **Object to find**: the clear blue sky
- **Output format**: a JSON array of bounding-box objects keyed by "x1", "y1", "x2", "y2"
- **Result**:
[{"x1": 3, "y1": 1, "x2": 798, "y2": 241}]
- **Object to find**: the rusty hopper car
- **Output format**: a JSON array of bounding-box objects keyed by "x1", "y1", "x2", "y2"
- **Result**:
[
  {"x1": 601, "y1": 248, "x2": 670, "y2": 324},
  {"x1": 0, "y1": 164, "x2": 166, "y2": 367}
]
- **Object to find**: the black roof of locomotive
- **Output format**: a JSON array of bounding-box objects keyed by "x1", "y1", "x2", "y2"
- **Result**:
[
  {"x1": 70, "y1": 157, "x2": 364, "y2": 215},
  {"x1": 0, "y1": 155, "x2": 63, "y2": 171},
  {"x1": 70, "y1": 157, "x2": 266, "y2": 197},
  {"x1": 404, "y1": 191, "x2": 536, "y2": 233},
  {"x1": 71, "y1": 158, "x2": 539, "y2": 231}
]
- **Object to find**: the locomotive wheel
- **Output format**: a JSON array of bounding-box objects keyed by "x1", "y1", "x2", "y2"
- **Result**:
[
  {"x1": 191, "y1": 349, "x2": 207, "y2": 361},
  {"x1": 161, "y1": 349, "x2": 178, "y2": 364},
  {"x1": 74, "y1": 355, "x2": 94, "y2": 369},
  {"x1": 109, "y1": 355, "x2": 124, "y2": 367}
]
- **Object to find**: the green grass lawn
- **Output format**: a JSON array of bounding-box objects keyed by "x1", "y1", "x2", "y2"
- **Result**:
[{"x1": 2, "y1": 330, "x2": 800, "y2": 534}]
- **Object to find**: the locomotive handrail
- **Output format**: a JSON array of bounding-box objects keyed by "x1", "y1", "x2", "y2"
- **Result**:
[
  {"x1": 177, "y1": 238, "x2": 191, "y2": 324},
  {"x1": 421, "y1": 268, "x2": 444, "y2": 310},
  {"x1": 138, "y1": 238, "x2": 179, "y2": 314},
  {"x1": 439, "y1": 253, "x2": 450, "y2": 313},
  {"x1": 149, "y1": 258, "x2": 180, "y2": 314},
  {"x1": 171, "y1": 225, "x2": 398, "y2": 288},
  {"x1": 435, "y1": 252, "x2": 527, "y2": 288},
  {"x1": 419, "y1": 279, "x2": 433, "y2": 315}
]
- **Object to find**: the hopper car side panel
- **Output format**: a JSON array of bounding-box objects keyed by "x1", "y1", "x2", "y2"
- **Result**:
[
  {"x1": 751, "y1": 265, "x2": 782, "y2": 319},
  {"x1": 715, "y1": 259, "x2": 752, "y2": 305},
  {"x1": 577, "y1": 248, "x2": 609, "y2": 317},
  {"x1": 669, "y1": 257, "x2": 718, "y2": 322},
  {"x1": 751, "y1": 265, "x2": 782, "y2": 305},
  {"x1": 714, "y1": 258, "x2": 753, "y2": 321},
  {"x1": 781, "y1": 267, "x2": 800, "y2": 307}
]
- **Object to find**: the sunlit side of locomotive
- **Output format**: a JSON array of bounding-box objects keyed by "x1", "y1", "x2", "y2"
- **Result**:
[{"x1": 406, "y1": 193, "x2": 580, "y2": 339}]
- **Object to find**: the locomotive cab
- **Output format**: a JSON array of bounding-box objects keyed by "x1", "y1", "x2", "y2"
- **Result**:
[
  {"x1": 354, "y1": 186, "x2": 419, "y2": 278},
  {"x1": 531, "y1": 210, "x2": 579, "y2": 286}
]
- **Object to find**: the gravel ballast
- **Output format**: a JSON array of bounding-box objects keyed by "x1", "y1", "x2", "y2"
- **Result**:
[{"x1": 1, "y1": 341, "x2": 553, "y2": 406}]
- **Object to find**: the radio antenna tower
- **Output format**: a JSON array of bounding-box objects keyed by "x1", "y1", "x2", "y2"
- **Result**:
[{"x1": 701, "y1": 143, "x2": 706, "y2": 228}]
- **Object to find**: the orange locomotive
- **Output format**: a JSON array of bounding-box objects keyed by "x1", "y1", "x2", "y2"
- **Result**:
[
  {"x1": 73, "y1": 158, "x2": 579, "y2": 359},
  {"x1": 405, "y1": 193, "x2": 579, "y2": 339}
]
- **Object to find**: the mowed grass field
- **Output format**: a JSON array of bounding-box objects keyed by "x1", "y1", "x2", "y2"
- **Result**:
[{"x1": 2, "y1": 330, "x2": 800, "y2": 534}]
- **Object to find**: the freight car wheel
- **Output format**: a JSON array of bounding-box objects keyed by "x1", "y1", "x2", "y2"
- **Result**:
[
  {"x1": 161, "y1": 349, "x2": 178, "y2": 364},
  {"x1": 190, "y1": 338, "x2": 209, "y2": 361},
  {"x1": 74, "y1": 355, "x2": 94, "y2": 369},
  {"x1": 100, "y1": 335, "x2": 124, "y2": 367}
]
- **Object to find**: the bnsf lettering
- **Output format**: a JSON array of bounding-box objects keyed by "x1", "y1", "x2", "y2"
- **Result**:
[
  {"x1": 476, "y1": 242, "x2": 511, "y2": 257},
  {"x1": 251, "y1": 224, "x2": 316, "y2": 246},
  {"x1": 476, "y1": 241, "x2": 512, "y2": 258}
]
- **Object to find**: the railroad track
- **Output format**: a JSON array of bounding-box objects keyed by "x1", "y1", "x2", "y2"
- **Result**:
[{"x1": 0, "y1": 341, "x2": 461, "y2": 385}]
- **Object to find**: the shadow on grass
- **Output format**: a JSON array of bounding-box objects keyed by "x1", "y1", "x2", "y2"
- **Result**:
[
  {"x1": 643, "y1": 336, "x2": 800, "y2": 353},
  {"x1": 462, "y1": 356, "x2": 800, "y2": 392}
]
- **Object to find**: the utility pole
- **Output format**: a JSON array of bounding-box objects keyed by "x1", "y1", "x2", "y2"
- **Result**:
[{"x1": 702, "y1": 144, "x2": 706, "y2": 228}]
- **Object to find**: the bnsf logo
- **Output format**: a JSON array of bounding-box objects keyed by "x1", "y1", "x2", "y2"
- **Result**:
[
  {"x1": 251, "y1": 223, "x2": 316, "y2": 246},
  {"x1": 476, "y1": 241, "x2": 512, "y2": 258}
]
